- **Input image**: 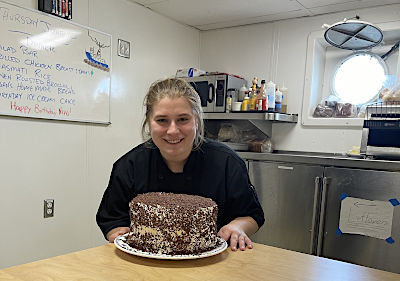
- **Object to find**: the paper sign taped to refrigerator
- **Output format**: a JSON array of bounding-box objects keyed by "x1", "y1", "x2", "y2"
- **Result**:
[{"x1": 339, "y1": 197, "x2": 394, "y2": 240}]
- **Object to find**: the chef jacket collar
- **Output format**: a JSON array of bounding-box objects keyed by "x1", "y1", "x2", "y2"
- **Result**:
[{"x1": 155, "y1": 148, "x2": 202, "y2": 187}]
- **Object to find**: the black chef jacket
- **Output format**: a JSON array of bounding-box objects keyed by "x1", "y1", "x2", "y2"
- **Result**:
[{"x1": 96, "y1": 138, "x2": 265, "y2": 239}]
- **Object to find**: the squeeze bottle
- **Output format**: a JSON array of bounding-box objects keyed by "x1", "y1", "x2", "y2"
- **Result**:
[
  {"x1": 266, "y1": 81, "x2": 276, "y2": 111},
  {"x1": 280, "y1": 85, "x2": 288, "y2": 113}
]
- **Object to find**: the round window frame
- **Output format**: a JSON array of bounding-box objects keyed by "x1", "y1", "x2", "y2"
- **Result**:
[{"x1": 331, "y1": 51, "x2": 388, "y2": 105}]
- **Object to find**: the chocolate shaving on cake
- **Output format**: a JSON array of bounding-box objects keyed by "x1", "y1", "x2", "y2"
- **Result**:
[{"x1": 127, "y1": 192, "x2": 219, "y2": 255}]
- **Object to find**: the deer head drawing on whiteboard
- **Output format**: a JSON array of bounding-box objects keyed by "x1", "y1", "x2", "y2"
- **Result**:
[
  {"x1": 84, "y1": 31, "x2": 110, "y2": 72},
  {"x1": 87, "y1": 31, "x2": 110, "y2": 62}
]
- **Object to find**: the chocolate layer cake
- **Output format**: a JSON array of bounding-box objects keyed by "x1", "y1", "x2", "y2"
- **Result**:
[{"x1": 127, "y1": 192, "x2": 219, "y2": 255}]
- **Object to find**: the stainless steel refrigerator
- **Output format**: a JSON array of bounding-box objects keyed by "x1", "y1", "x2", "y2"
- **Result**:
[
  {"x1": 318, "y1": 167, "x2": 400, "y2": 274},
  {"x1": 248, "y1": 161, "x2": 400, "y2": 274}
]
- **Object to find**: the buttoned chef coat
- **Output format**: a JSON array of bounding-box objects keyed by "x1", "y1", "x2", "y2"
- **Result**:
[{"x1": 96, "y1": 138, "x2": 265, "y2": 239}]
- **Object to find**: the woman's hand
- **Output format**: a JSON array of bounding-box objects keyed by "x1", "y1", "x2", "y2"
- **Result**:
[
  {"x1": 106, "y1": 227, "x2": 130, "y2": 243},
  {"x1": 217, "y1": 217, "x2": 258, "y2": 251}
]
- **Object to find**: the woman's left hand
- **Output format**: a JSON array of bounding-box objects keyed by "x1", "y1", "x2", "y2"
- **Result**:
[{"x1": 217, "y1": 216, "x2": 258, "y2": 251}]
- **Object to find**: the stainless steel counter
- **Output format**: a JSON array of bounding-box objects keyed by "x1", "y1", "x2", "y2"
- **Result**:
[{"x1": 238, "y1": 151, "x2": 400, "y2": 172}]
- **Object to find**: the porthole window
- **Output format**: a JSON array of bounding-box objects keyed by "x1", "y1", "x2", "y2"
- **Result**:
[{"x1": 332, "y1": 52, "x2": 387, "y2": 105}]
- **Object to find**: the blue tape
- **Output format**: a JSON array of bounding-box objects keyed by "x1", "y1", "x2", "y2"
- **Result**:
[
  {"x1": 386, "y1": 237, "x2": 395, "y2": 244},
  {"x1": 340, "y1": 193, "x2": 348, "y2": 201},
  {"x1": 389, "y1": 199, "x2": 400, "y2": 206},
  {"x1": 336, "y1": 227, "x2": 342, "y2": 237},
  {"x1": 188, "y1": 68, "x2": 194, "y2": 77}
]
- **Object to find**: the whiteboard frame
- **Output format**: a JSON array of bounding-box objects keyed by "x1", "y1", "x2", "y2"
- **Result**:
[{"x1": 0, "y1": 0, "x2": 112, "y2": 125}]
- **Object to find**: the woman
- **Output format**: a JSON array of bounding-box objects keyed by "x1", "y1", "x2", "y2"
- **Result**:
[{"x1": 96, "y1": 78, "x2": 264, "y2": 251}]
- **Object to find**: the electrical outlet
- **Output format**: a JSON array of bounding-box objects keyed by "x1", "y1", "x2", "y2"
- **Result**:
[{"x1": 44, "y1": 199, "x2": 54, "y2": 218}]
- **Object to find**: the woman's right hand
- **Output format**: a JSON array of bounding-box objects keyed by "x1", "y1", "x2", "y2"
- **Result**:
[{"x1": 106, "y1": 227, "x2": 130, "y2": 243}]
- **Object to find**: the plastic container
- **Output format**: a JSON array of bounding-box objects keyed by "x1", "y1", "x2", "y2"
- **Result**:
[
  {"x1": 175, "y1": 67, "x2": 207, "y2": 77},
  {"x1": 226, "y1": 95, "x2": 232, "y2": 112},
  {"x1": 227, "y1": 88, "x2": 238, "y2": 102},
  {"x1": 266, "y1": 81, "x2": 276, "y2": 111},
  {"x1": 248, "y1": 139, "x2": 273, "y2": 153},
  {"x1": 232, "y1": 101, "x2": 242, "y2": 111},
  {"x1": 280, "y1": 85, "x2": 288, "y2": 113},
  {"x1": 238, "y1": 84, "x2": 247, "y2": 101},
  {"x1": 275, "y1": 88, "x2": 282, "y2": 112}
]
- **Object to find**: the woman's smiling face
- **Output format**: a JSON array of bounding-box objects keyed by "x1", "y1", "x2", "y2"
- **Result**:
[{"x1": 150, "y1": 96, "x2": 197, "y2": 167}]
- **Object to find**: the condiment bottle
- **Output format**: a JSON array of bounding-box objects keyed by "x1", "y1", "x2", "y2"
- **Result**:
[
  {"x1": 266, "y1": 81, "x2": 276, "y2": 111},
  {"x1": 275, "y1": 87, "x2": 282, "y2": 112},
  {"x1": 257, "y1": 80, "x2": 266, "y2": 111},
  {"x1": 280, "y1": 85, "x2": 288, "y2": 113},
  {"x1": 226, "y1": 94, "x2": 232, "y2": 113},
  {"x1": 248, "y1": 78, "x2": 257, "y2": 111},
  {"x1": 262, "y1": 88, "x2": 267, "y2": 111},
  {"x1": 238, "y1": 84, "x2": 247, "y2": 102},
  {"x1": 241, "y1": 95, "x2": 249, "y2": 111},
  {"x1": 249, "y1": 87, "x2": 257, "y2": 111}
]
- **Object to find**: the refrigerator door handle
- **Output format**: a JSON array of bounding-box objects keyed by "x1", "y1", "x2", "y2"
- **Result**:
[
  {"x1": 317, "y1": 176, "x2": 329, "y2": 256},
  {"x1": 309, "y1": 176, "x2": 320, "y2": 254}
]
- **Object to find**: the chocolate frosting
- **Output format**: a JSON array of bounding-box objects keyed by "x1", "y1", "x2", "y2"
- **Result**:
[{"x1": 127, "y1": 192, "x2": 219, "y2": 255}]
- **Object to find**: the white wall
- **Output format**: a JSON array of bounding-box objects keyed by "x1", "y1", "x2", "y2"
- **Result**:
[
  {"x1": 200, "y1": 4, "x2": 400, "y2": 153},
  {"x1": 0, "y1": 0, "x2": 200, "y2": 268}
]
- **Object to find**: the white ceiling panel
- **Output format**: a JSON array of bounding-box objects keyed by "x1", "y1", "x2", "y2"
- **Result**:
[
  {"x1": 144, "y1": 0, "x2": 304, "y2": 26},
  {"x1": 127, "y1": 0, "x2": 400, "y2": 30},
  {"x1": 133, "y1": 0, "x2": 166, "y2": 5},
  {"x1": 297, "y1": 0, "x2": 365, "y2": 9},
  {"x1": 195, "y1": 9, "x2": 311, "y2": 30},
  {"x1": 308, "y1": 0, "x2": 400, "y2": 16}
]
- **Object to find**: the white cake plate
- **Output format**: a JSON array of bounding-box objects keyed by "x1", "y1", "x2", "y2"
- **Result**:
[{"x1": 114, "y1": 233, "x2": 227, "y2": 260}]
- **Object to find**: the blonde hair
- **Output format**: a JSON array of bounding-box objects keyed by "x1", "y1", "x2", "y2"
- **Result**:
[{"x1": 141, "y1": 78, "x2": 204, "y2": 150}]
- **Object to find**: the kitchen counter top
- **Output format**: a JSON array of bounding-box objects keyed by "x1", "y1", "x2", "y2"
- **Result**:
[
  {"x1": 238, "y1": 151, "x2": 400, "y2": 172},
  {"x1": 2, "y1": 243, "x2": 399, "y2": 281}
]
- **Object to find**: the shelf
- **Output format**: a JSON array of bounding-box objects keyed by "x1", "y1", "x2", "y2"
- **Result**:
[
  {"x1": 203, "y1": 112, "x2": 298, "y2": 123},
  {"x1": 203, "y1": 112, "x2": 298, "y2": 138}
]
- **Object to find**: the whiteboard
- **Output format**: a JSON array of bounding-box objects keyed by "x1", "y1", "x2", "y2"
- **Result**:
[{"x1": 0, "y1": 1, "x2": 111, "y2": 124}]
